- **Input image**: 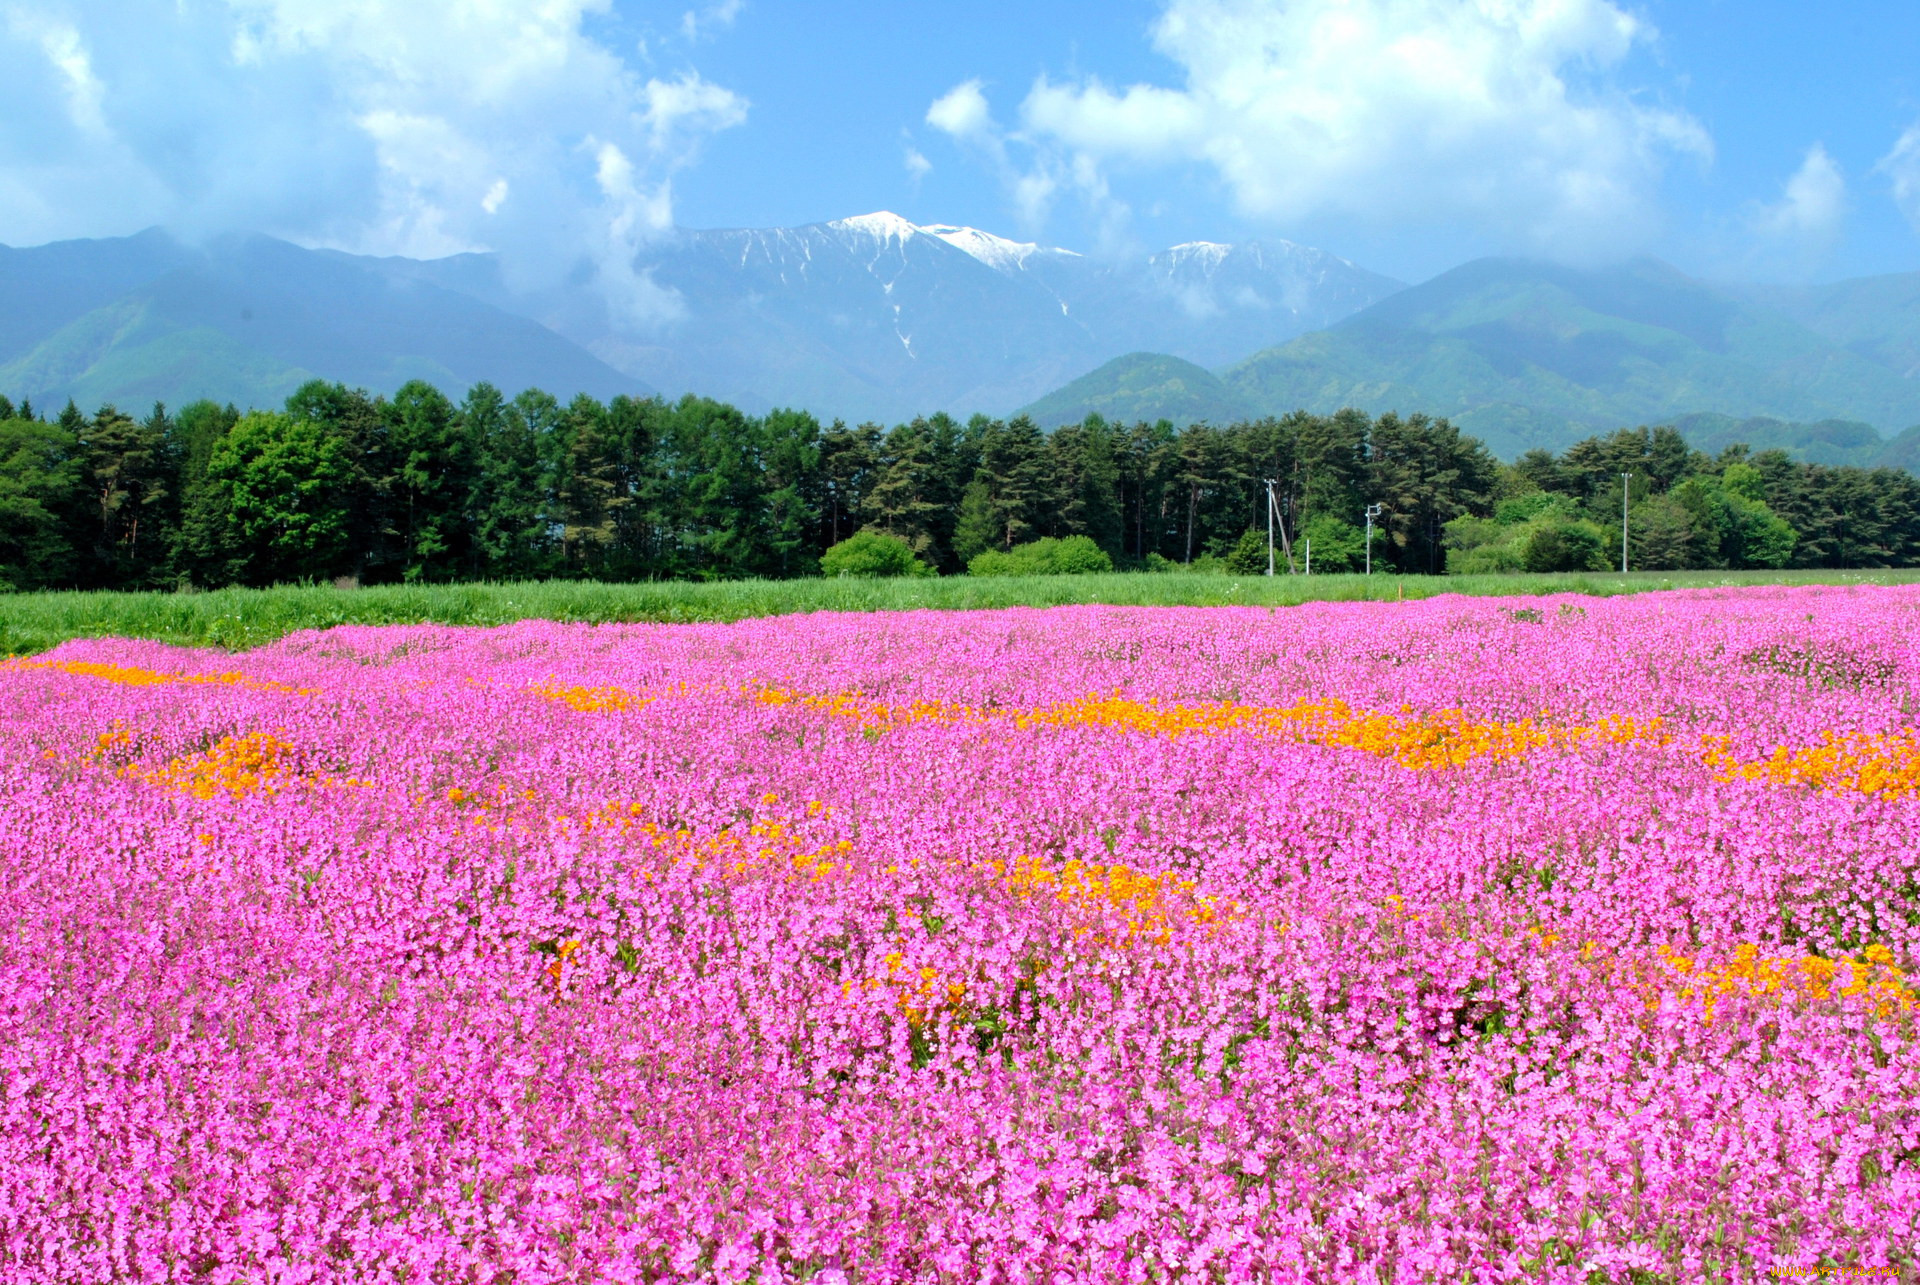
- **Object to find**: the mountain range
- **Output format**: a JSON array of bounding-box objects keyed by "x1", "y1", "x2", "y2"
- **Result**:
[
  {"x1": 0, "y1": 230, "x2": 641, "y2": 414},
  {"x1": 0, "y1": 215, "x2": 1398, "y2": 428},
  {"x1": 4, "y1": 215, "x2": 1920, "y2": 461},
  {"x1": 1024, "y1": 257, "x2": 1920, "y2": 459},
  {"x1": 361, "y1": 211, "x2": 1404, "y2": 423}
]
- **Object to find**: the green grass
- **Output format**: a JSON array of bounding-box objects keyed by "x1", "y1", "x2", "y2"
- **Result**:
[{"x1": 3, "y1": 569, "x2": 1918, "y2": 655}]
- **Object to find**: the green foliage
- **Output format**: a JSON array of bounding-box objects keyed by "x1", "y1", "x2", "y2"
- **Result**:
[
  {"x1": 1446, "y1": 500, "x2": 1611, "y2": 574},
  {"x1": 197, "y1": 411, "x2": 365, "y2": 585},
  {"x1": 0, "y1": 416, "x2": 81, "y2": 590},
  {"x1": 381, "y1": 380, "x2": 471, "y2": 581},
  {"x1": 968, "y1": 535, "x2": 1114, "y2": 577},
  {"x1": 964, "y1": 415, "x2": 1051, "y2": 556},
  {"x1": 1300, "y1": 514, "x2": 1368, "y2": 574},
  {"x1": 1493, "y1": 492, "x2": 1574, "y2": 525},
  {"x1": 1667, "y1": 476, "x2": 1797, "y2": 570},
  {"x1": 78, "y1": 401, "x2": 176, "y2": 588},
  {"x1": 860, "y1": 417, "x2": 950, "y2": 562},
  {"x1": 1521, "y1": 519, "x2": 1610, "y2": 573},
  {"x1": 1626, "y1": 494, "x2": 1695, "y2": 571},
  {"x1": 1223, "y1": 529, "x2": 1272, "y2": 575},
  {"x1": 820, "y1": 531, "x2": 934, "y2": 578},
  {"x1": 3, "y1": 368, "x2": 1916, "y2": 591}
]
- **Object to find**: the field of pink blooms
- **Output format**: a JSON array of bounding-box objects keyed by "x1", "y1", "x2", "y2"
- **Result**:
[{"x1": 4, "y1": 586, "x2": 1920, "y2": 1283}]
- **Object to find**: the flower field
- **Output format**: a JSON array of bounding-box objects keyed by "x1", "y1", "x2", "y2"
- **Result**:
[{"x1": 4, "y1": 586, "x2": 1919, "y2": 1282}]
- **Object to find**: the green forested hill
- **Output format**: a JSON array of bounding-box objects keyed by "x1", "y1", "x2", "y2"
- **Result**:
[
  {"x1": 0, "y1": 233, "x2": 647, "y2": 412},
  {"x1": 1024, "y1": 258, "x2": 1920, "y2": 458},
  {"x1": 1220, "y1": 258, "x2": 1920, "y2": 457},
  {"x1": 1021, "y1": 352, "x2": 1255, "y2": 428}
]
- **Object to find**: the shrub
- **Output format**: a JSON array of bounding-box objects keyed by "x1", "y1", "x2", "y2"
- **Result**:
[
  {"x1": 820, "y1": 531, "x2": 934, "y2": 578},
  {"x1": 1521, "y1": 519, "x2": 1610, "y2": 573},
  {"x1": 968, "y1": 536, "x2": 1114, "y2": 577},
  {"x1": 1299, "y1": 515, "x2": 1368, "y2": 574},
  {"x1": 1224, "y1": 530, "x2": 1272, "y2": 575}
]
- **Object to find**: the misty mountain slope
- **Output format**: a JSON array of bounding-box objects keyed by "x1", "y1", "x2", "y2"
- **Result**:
[
  {"x1": 1128, "y1": 241, "x2": 1406, "y2": 367},
  {"x1": 0, "y1": 233, "x2": 648, "y2": 413},
  {"x1": 0, "y1": 297, "x2": 320, "y2": 413},
  {"x1": 1022, "y1": 353, "x2": 1256, "y2": 428},
  {"x1": 1216, "y1": 258, "x2": 1920, "y2": 457},
  {"x1": 0, "y1": 228, "x2": 195, "y2": 361},
  {"x1": 1744, "y1": 271, "x2": 1920, "y2": 381}
]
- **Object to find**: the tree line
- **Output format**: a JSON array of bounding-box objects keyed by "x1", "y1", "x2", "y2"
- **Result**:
[
  {"x1": 1453, "y1": 426, "x2": 1920, "y2": 573},
  {"x1": 1, "y1": 379, "x2": 1917, "y2": 590}
]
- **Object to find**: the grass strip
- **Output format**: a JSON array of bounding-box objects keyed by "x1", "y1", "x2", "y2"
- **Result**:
[{"x1": 4, "y1": 568, "x2": 1918, "y2": 655}]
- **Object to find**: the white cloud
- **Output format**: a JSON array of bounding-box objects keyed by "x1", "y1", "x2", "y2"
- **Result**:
[
  {"x1": 680, "y1": 0, "x2": 743, "y2": 43},
  {"x1": 926, "y1": 77, "x2": 1133, "y2": 247},
  {"x1": 1879, "y1": 122, "x2": 1920, "y2": 234},
  {"x1": 904, "y1": 144, "x2": 932, "y2": 182},
  {"x1": 0, "y1": 0, "x2": 747, "y2": 326},
  {"x1": 6, "y1": 12, "x2": 107, "y2": 136},
  {"x1": 1751, "y1": 143, "x2": 1846, "y2": 251},
  {"x1": 926, "y1": 79, "x2": 995, "y2": 142},
  {"x1": 949, "y1": 0, "x2": 1709, "y2": 256},
  {"x1": 589, "y1": 139, "x2": 686, "y2": 329}
]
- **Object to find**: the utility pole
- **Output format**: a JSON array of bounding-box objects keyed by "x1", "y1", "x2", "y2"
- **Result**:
[
  {"x1": 1265, "y1": 479, "x2": 1276, "y2": 576},
  {"x1": 1621, "y1": 472, "x2": 1632, "y2": 574},
  {"x1": 1364, "y1": 503, "x2": 1383, "y2": 576},
  {"x1": 1264, "y1": 479, "x2": 1297, "y2": 575}
]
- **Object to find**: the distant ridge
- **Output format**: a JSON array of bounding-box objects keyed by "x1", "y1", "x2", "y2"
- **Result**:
[
  {"x1": 0, "y1": 232, "x2": 645, "y2": 412},
  {"x1": 365, "y1": 211, "x2": 1404, "y2": 423},
  {"x1": 0, "y1": 215, "x2": 1401, "y2": 422},
  {"x1": 1023, "y1": 257, "x2": 1920, "y2": 457},
  {"x1": 13, "y1": 220, "x2": 1920, "y2": 457}
]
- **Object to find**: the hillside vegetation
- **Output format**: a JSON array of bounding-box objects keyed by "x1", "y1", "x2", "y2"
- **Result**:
[{"x1": 1025, "y1": 258, "x2": 1920, "y2": 458}]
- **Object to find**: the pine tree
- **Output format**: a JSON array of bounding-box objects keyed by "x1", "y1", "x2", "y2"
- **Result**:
[
  {"x1": 546, "y1": 394, "x2": 622, "y2": 574},
  {"x1": 79, "y1": 402, "x2": 175, "y2": 586},
  {"x1": 862, "y1": 419, "x2": 946, "y2": 557},
  {"x1": 1046, "y1": 420, "x2": 1123, "y2": 557},
  {"x1": 969, "y1": 415, "x2": 1051, "y2": 553},
  {"x1": 464, "y1": 383, "x2": 550, "y2": 579},
  {"x1": 385, "y1": 380, "x2": 473, "y2": 581},
  {"x1": 815, "y1": 421, "x2": 881, "y2": 549}
]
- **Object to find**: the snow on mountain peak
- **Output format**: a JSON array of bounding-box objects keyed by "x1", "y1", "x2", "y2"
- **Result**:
[
  {"x1": 829, "y1": 211, "x2": 923, "y2": 244},
  {"x1": 922, "y1": 224, "x2": 1076, "y2": 272},
  {"x1": 825, "y1": 211, "x2": 1077, "y2": 274},
  {"x1": 1162, "y1": 242, "x2": 1235, "y2": 270}
]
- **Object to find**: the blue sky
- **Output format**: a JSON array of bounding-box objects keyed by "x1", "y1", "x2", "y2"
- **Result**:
[{"x1": 4, "y1": 1, "x2": 1919, "y2": 287}]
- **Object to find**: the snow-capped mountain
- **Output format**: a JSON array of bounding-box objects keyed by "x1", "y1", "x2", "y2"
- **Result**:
[
  {"x1": 407, "y1": 212, "x2": 1403, "y2": 422},
  {"x1": 0, "y1": 214, "x2": 1402, "y2": 423}
]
